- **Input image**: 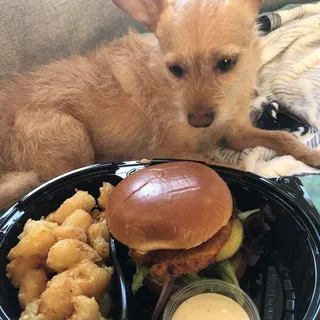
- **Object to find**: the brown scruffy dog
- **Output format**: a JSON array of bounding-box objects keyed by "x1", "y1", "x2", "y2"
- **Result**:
[{"x1": 0, "y1": 0, "x2": 319, "y2": 210}]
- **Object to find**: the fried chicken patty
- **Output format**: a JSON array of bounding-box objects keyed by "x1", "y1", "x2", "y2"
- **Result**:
[{"x1": 129, "y1": 220, "x2": 233, "y2": 278}]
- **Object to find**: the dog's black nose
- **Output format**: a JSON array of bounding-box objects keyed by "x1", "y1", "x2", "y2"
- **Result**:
[{"x1": 188, "y1": 111, "x2": 214, "y2": 128}]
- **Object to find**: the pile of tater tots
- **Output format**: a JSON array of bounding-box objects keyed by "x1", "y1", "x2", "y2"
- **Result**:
[{"x1": 6, "y1": 182, "x2": 115, "y2": 320}]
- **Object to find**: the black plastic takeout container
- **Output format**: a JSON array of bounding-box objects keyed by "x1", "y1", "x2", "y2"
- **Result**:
[{"x1": 0, "y1": 159, "x2": 320, "y2": 320}]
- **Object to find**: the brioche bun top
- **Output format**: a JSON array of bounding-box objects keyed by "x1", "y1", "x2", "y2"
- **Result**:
[{"x1": 106, "y1": 161, "x2": 233, "y2": 252}]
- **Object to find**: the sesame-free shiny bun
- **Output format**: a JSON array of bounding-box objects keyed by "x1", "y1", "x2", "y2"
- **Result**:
[{"x1": 106, "y1": 161, "x2": 232, "y2": 252}]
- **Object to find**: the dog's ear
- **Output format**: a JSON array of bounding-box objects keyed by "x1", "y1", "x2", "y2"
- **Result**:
[{"x1": 111, "y1": 0, "x2": 168, "y2": 31}]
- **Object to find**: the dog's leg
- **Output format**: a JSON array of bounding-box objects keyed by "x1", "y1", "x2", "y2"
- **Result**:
[
  {"x1": 0, "y1": 171, "x2": 40, "y2": 211},
  {"x1": 10, "y1": 112, "x2": 95, "y2": 180},
  {"x1": 151, "y1": 125, "x2": 244, "y2": 170},
  {"x1": 0, "y1": 111, "x2": 95, "y2": 210},
  {"x1": 225, "y1": 126, "x2": 320, "y2": 168}
]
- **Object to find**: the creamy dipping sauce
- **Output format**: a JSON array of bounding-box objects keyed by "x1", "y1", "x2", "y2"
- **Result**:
[{"x1": 172, "y1": 293, "x2": 250, "y2": 320}]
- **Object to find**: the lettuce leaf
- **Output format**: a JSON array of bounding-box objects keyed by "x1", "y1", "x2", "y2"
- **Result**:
[
  {"x1": 214, "y1": 259, "x2": 239, "y2": 287},
  {"x1": 132, "y1": 264, "x2": 150, "y2": 295},
  {"x1": 199, "y1": 259, "x2": 240, "y2": 288},
  {"x1": 178, "y1": 272, "x2": 202, "y2": 284}
]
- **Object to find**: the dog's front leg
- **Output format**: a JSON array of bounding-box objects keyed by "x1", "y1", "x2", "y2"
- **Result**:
[
  {"x1": 224, "y1": 125, "x2": 320, "y2": 168},
  {"x1": 151, "y1": 124, "x2": 243, "y2": 170}
]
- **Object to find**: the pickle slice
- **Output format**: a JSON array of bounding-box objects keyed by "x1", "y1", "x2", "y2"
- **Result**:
[{"x1": 216, "y1": 218, "x2": 243, "y2": 262}]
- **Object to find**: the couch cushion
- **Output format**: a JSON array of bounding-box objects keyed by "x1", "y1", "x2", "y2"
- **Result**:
[
  {"x1": 0, "y1": 0, "x2": 318, "y2": 78},
  {"x1": 0, "y1": 0, "x2": 145, "y2": 78}
]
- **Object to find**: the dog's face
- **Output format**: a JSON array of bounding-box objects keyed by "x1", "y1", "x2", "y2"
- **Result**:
[{"x1": 112, "y1": 0, "x2": 262, "y2": 128}]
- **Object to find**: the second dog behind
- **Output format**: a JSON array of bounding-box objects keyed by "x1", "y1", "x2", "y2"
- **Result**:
[{"x1": 0, "y1": 0, "x2": 320, "y2": 210}]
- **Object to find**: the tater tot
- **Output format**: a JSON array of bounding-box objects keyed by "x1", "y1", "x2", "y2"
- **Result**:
[
  {"x1": 6, "y1": 256, "x2": 43, "y2": 288},
  {"x1": 90, "y1": 209, "x2": 103, "y2": 222},
  {"x1": 8, "y1": 227, "x2": 56, "y2": 260},
  {"x1": 52, "y1": 225, "x2": 87, "y2": 242},
  {"x1": 47, "y1": 191, "x2": 96, "y2": 224},
  {"x1": 19, "y1": 299, "x2": 45, "y2": 320},
  {"x1": 62, "y1": 209, "x2": 93, "y2": 232},
  {"x1": 67, "y1": 296, "x2": 105, "y2": 320},
  {"x1": 39, "y1": 260, "x2": 112, "y2": 320},
  {"x1": 39, "y1": 276, "x2": 80, "y2": 320},
  {"x1": 46, "y1": 239, "x2": 101, "y2": 272},
  {"x1": 88, "y1": 221, "x2": 110, "y2": 259},
  {"x1": 42, "y1": 262, "x2": 56, "y2": 275},
  {"x1": 65, "y1": 259, "x2": 113, "y2": 299},
  {"x1": 8, "y1": 187, "x2": 116, "y2": 320},
  {"x1": 97, "y1": 183, "x2": 114, "y2": 210},
  {"x1": 18, "y1": 219, "x2": 58, "y2": 240},
  {"x1": 45, "y1": 212, "x2": 56, "y2": 223},
  {"x1": 18, "y1": 269, "x2": 48, "y2": 310}
]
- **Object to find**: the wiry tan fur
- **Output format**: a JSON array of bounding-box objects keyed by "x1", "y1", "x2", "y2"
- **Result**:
[{"x1": 1, "y1": 0, "x2": 320, "y2": 210}]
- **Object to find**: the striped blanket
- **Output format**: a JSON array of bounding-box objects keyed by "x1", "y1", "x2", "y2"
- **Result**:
[{"x1": 212, "y1": 2, "x2": 320, "y2": 177}]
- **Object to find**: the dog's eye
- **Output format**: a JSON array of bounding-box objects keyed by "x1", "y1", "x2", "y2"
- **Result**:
[
  {"x1": 168, "y1": 65, "x2": 185, "y2": 78},
  {"x1": 216, "y1": 59, "x2": 236, "y2": 72}
]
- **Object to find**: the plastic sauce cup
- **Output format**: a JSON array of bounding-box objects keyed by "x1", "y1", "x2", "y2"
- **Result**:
[{"x1": 162, "y1": 279, "x2": 261, "y2": 320}]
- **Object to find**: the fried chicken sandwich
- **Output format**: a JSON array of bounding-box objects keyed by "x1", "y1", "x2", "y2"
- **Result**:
[{"x1": 106, "y1": 161, "x2": 245, "y2": 296}]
